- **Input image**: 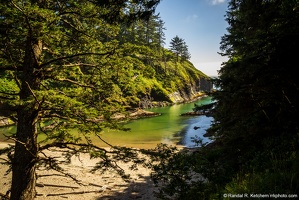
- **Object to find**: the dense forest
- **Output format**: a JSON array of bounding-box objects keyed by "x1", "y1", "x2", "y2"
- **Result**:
[
  {"x1": 0, "y1": 2, "x2": 210, "y2": 114},
  {"x1": 148, "y1": 0, "x2": 299, "y2": 199},
  {"x1": 0, "y1": 0, "x2": 211, "y2": 199}
]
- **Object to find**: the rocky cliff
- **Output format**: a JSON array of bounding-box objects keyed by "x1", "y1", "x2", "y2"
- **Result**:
[{"x1": 137, "y1": 59, "x2": 212, "y2": 107}]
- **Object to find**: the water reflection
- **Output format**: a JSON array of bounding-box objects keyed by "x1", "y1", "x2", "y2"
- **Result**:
[{"x1": 177, "y1": 115, "x2": 214, "y2": 148}]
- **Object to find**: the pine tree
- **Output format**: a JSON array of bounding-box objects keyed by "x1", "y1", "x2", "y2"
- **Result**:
[
  {"x1": 209, "y1": 0, "x2": 299, "y2": 193},
  {"x1": 0, "y1": 0, "x2": 160, "y2": 199},
  {"x1": 147, "y1": 1, "x2": 299, "y2": 198},
  {"x1": 169, "y1": 35, "x2": 190, "y2": 62}
]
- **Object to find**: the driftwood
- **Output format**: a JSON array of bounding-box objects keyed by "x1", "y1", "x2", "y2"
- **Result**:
[
  {"x1": 88, "y1": 183, "x2": 108, "y2": 188},
  {"x1": 35, "y1": 182, "x2": 112, "y2": 197},
  {"x1": 36, "y1": 183, "x2": 79, "y2": 189},
  {"x1": 36, "y1": 190, "x2": 104, "y2": 197}
]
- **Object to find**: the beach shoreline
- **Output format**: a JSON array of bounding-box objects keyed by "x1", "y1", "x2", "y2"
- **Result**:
[{"x1": 0, "y1": 142, "x2": 158, "y2": 200}]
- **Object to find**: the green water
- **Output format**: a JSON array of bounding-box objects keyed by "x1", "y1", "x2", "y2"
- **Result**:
[
  {"x1": 0, "y1": 96, "x2": 213, "y2": 149},
  {"x1": 87, "y1": 96, "x2": 213, "y2": 148}
]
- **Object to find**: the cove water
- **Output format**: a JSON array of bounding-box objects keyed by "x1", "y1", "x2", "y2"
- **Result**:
[
  {"x1": 100, "y1": 96, "x2": 214, "y2": 148},
  {"x1": 0, "y1": 96, "x2": 213, "y2": 149}
]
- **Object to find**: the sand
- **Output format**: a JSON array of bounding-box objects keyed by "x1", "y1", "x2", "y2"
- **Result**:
[{"x1": 0, "y1": 142, "x2": 159, "y2": 200}]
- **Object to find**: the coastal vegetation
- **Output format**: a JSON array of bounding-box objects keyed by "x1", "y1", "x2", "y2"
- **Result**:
[
  {"x1": 0, "y1": 0, "x2": 210, "y2": 199},
  {"x1": 148, "y1": 0, "x2": 299, "y2": 199},
  {"x1": 2, "y1": 0, "x2": 296, "y2": 199}
]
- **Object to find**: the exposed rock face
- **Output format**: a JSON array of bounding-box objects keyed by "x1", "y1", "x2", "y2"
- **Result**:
[
  {"x1": 169, "y1": 91, "x2": 185, "y2": 103},
  {"x1": 169, "y1": 77, "x2": 212, "y2": 103}
]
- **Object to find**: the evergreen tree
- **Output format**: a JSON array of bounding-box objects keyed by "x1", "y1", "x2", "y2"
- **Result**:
[
  {"x1": 180, "y1": 42, "x2": 191, "y2": 61},
  {"x1": 148, "y1": 0, "x2": 299, "y2": 198},
  {"x1": 157, "y1": 17, "x2": 166, "y2": 52},
  {"x1": 208, "y1": 0, "x2": 299, "y2": 194},
  {"x1": 169, "y1": 35, "x2": 190, "y2": 62},
  {"x1": 170, "y1": 35, "x2": 184, "y2": 62},
  {"x1": 0, "y1": 0, "x2": 160, "y2": 199}
]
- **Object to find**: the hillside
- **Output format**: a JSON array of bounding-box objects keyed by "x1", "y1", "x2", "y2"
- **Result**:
[{"x1": 126, "y1": 54, "x2": 212, "y2": 109}]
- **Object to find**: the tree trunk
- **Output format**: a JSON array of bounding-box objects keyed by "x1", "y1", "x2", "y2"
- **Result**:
[
  {"x1": 10, "y1": 109, "x2": 38, "y2": 200},
  {"x1": 10, "y1": 37, "x2": 41, "y2": 200}
]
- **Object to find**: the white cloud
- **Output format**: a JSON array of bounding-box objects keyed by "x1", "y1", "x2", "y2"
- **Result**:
[
  {"x1": 183, "y1": 14, "x2": 199, "y2": 23},
  {"x1": 209, "y1": 0, "x2": 226, "y2": 5}
]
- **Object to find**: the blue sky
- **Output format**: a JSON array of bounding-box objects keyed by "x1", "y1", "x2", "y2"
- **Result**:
[{"x1": 155, "y1": 0, "x2": 229, "y2": 77}]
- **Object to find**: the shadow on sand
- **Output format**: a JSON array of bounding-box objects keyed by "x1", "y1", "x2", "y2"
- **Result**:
[{"x1": 96, "y1": 176, "x2": 158, "y2": 200}]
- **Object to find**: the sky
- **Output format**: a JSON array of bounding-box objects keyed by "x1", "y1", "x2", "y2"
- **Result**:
[{"x1": 155, "y1": 0, "x2": 229, "y2": 77}]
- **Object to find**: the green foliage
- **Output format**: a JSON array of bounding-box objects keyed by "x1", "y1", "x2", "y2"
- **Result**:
[
  {"x1": 210, "y1": 0, "x2": 299, "y2": 196},
  {"x1": 145, "y1": 144, "x2": 218, "y2": 200},
  {"x1": 149, "y1": 0, "x2": 299, "y2": 199},
  {"x1": 0, "y1": 78, "x2": 19, "y2": 94},
  {"x1": 153, "y1": 60, "x2": 207, "y2": 96},
  {"x1": 0, "y1": 0, "x2": 209, "y2": 198},
  {"x1": 169, "y1": 35, "x2": 190, "y2": 62},
  {"x1": 225, "y1": 151, "x2": 299, "y2": 194},
  {"x1": 0, "y1": 0, "x2": 168, "y2": 199}
]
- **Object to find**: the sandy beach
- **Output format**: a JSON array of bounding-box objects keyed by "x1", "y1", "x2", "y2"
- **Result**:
[{"x1": 0, "y1": 142, "x2": 158, "y2": 200}]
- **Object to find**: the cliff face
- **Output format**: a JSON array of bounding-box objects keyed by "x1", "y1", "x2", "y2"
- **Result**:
[
  {"x1": 138, "y1": 60, "x2": 212, "y2": 107},
  {"x1": 169, "y1": 83, "x2": 197, "y2": 103},
  {"x1": 168, "y1": 77, "x2": 212, "y2": 103}
]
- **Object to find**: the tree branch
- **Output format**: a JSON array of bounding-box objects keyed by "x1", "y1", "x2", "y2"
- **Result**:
[
  {"x1": 61, "y1": 18, "x2": 92, "y2": 38},
  {"x1": 13, "y1": 73, "x2": 22, "y2": 91},
  {"x1": 41, "y1": 113, "x2": 70, "y2": 121},
  {"x1": 94, "y1": 132, "x2": 114, "y2": 148},
  {"x1": 55, "y1": 78, "x2": 96, "y2": 89},
  {"x1": 62, "y1": 63, "x2": 97, "y2": 67},
  {"x1": 39, "y1": 51, "x2": 114, "y2": 68},
  {"x1": 5, "y1": 136, "x2": 37, "y2": 158},
  {"x1": 39, "y1": 141, "x2": 107, "y2": 152},
  {"x1": 25, "y1": 81, "x2": 41, "y2": 106}
]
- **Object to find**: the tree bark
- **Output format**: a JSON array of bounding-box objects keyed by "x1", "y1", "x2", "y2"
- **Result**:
[
  {"x1": 10, "y1": 37, "x2": 41, "y2": 200},
  {"x1": 10, "y1": 108, "x2": 38, "y2": 200}
]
